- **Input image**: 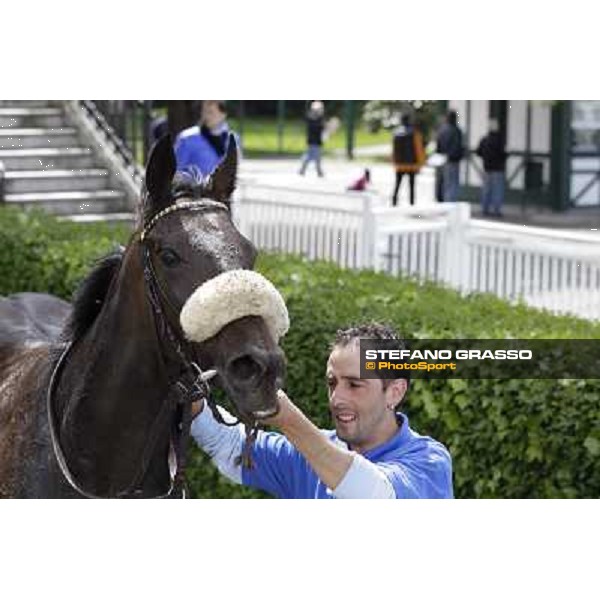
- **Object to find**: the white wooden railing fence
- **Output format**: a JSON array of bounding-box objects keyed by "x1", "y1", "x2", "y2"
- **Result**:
[{"x1": 232, "y1": 183, "x2": 600, "y2": 321}]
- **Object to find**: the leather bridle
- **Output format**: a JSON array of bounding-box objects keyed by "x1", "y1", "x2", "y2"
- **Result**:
[{"x1": 47, "y1": 198, "x2": 256, "y2": 499}]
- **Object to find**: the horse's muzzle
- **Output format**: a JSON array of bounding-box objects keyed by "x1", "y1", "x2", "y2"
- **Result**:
[{"x1": 225, "y1": 346, "x2": 285, "y2": 394}]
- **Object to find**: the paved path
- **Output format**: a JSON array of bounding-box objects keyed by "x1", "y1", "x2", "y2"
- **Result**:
[
  {"x1": 240, "y1": 157, "x2": 436, "y2": 208},
  {"x1": 240, "y1": 153, "x2": 600, "y2": 235}
]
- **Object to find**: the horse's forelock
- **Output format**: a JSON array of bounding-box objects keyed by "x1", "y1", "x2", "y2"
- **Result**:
[{"x1": 171, "y1": 170, "x2": 211, "y2": 202}]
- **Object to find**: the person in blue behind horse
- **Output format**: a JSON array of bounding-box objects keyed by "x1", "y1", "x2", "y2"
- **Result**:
[
  {"x1": 174, "y1": 101, "x2": 240, "y2": 178},
  {"x1": 191, "y1": 322, "x2": 454, "y2": 499}
]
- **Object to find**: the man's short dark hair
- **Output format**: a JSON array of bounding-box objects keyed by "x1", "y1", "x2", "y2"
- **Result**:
[{"x1": 332, "y1": 322, "x2": 410, "y2": 391}]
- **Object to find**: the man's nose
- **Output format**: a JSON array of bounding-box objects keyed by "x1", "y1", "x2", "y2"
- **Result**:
[{"x1": 329, "y1": 387, "x2": 345, "y2": 408}]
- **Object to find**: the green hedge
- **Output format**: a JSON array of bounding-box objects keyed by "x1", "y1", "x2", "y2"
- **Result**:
[
  {"x1": 2, "y1": 206, "x2": 599, "y2": 498},
  {"x1": 0, "y1": 208, "x2": 131, "y2": 299}
]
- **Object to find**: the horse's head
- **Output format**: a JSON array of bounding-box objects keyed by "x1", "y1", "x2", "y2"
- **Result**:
[
  {"x1": 139, "y1": 135, "x2": 286, "y2": 421},
  {"x1": 48, "y1": 135, "x2": 288, "y2": 498}
]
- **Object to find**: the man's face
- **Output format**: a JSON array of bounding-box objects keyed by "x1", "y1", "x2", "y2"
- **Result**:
[
  {"x1": 202, "y1": 101, "x2": 226, "y2": 130},
  {"x1": 326, "y1": 341, "x2": 405, "y2": 454}
]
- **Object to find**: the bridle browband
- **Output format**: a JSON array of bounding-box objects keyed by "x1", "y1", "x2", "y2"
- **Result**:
[
  {"x1": 47, "y1": 197, "x2": 258, "y2": 499},
  {"x1": 140, "y1": 198, "x2": 228, "y2": 242}
]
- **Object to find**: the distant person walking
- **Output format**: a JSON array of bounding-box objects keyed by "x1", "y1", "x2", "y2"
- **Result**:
[
  {"x1": 476, "y1": 118, "x2": 507, "y2": 217},
  {"x1": 391, "y1": 115, "x2": 426, "y2": 206},
  {"x1": 299, "y1": 101, "x2": 326, "y2": 177},
  {"x1": 436, "y1": 110, "x2": 464, "y2": 202}
]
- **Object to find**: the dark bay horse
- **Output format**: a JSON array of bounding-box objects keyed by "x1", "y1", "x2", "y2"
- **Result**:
[{"x1": 0, "y1": 135, "x2": 285, "y2": 498}]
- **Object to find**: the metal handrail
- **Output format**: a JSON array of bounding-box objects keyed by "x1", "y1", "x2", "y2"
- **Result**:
[
  {"x1": 0, "y1": 160, "x2": 5, "y2": 202},
  {"x1": 79, "y1": 101, "x2": 150, "y2": 178}
]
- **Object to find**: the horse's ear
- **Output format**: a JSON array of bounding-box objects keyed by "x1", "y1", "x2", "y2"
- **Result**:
[
  {"x1": 205, "y1": 134, "x2": 238, "y2": 203},
  {"x1": 143, "y1": 134, "x2": 176, "y2": 217}
]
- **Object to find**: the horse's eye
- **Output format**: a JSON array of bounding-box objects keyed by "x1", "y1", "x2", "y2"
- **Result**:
[{"x1": 158, "y1": 248, "x2": 181, "y2": 268}]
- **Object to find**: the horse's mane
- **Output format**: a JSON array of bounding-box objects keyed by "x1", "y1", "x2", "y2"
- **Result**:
[{"x1": 63, "y1": 249, "x2": 124, "y2": 342}]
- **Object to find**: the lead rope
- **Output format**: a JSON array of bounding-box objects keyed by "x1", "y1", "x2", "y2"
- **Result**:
[{"x1": 238, "y1": 423, "x2": 258, "y2": 470}]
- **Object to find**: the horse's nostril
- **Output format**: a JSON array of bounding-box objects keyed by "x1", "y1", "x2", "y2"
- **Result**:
[{"x1": 227, "y1": 353, "x2": 266, "y2": 384}]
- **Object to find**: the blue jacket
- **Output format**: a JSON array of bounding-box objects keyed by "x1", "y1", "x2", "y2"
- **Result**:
[
  {"x1": 243, "y1": 413, "x2": 454, "y2": 499},
  {"x1": 174, "y1": 124, "x2": 238, "y2": 177}
]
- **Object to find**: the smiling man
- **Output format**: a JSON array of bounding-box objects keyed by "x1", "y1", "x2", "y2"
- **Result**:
[{"x1": 190, "y1": 323, "x2": 453, "y2": 499}]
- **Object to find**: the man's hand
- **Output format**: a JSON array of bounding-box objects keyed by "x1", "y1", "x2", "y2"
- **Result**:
[
  {"x1": 191, "y1": 398, "x2": 205, "y2": 419},
  {"x1": 261, "y1": 389, "x2": 301, "y2": 430}
]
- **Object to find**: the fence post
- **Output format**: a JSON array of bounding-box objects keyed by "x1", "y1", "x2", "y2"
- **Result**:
[
  {"x1": 232, "y1": 179, "x2": 247, "y2": 234},
  {"x1": 359, "y1": 193, "x2": 376, "y2": 269},
  {"x1": 0, "y1": 161, "x2": 5, "y2": 203},
  {"x1": 443, "y1": 202, "x2": 471, "y2": 290}
]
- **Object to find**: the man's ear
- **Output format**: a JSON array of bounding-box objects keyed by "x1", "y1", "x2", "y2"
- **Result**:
[{"x1": 386, "y1": 378, "x2": 408, "y2": 410}]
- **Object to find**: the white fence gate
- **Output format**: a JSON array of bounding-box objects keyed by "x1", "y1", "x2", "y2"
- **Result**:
[{"x1": 233, "y1": 183, "x2": 600, "y2": 321}]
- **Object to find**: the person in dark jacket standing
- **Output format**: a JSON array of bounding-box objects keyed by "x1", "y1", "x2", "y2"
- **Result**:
[
  {"x1": 391, "y1": 114, "x2": 426, "y2": 206},
  {"x1": 436, "y1": 110, "x2": 464, "y2": 202},
  {"x1": 476, "y1": 118, "x2": 507, "y2": 217},
  {"x1": 299, "y1": 101, "x2": 326, "y2": 177}
]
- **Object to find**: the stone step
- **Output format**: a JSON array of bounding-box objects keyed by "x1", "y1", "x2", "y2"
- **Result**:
[
  {"x1": 62, "y1": 212, "x2": 135, "y2": 225},
  {"x1": 4, "y1": 169, "x2": 111, "y2": 194},
  {"x1": 0, "y1": 107, "x2": 66, "y2": 129},
  {"x1": 0, "y1": 101, "x2": 57, "y2": 108},
  {"x1": 0, "y1": 147, "x2": 96, "y2": 170},
  {"x1": 3, "y1": 189, "x2": 131, "y2": 216},
  {"x1": 0, "y1": 128, "x2": 80, "y2": 149}
]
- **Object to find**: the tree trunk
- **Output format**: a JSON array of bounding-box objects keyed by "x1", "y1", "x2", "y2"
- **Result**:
[{"x1": 167, "y1": 101, "x2": 201, "y2": 138}]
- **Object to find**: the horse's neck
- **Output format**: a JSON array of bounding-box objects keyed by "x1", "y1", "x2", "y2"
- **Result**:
[
  {"x1": 65, "y1": 244, "x2": 170, "y2": 401},
  {"x1": 54, "y1": 244, "x2": 174, "y2": 495}
]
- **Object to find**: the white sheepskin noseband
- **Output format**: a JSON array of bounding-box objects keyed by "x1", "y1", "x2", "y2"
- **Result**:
[{"x1": 180, "y1": 270, "x2": 289, "y2": 343}]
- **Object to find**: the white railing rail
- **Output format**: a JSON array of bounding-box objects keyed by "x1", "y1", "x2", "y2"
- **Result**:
[
  {"x1": 234, "y1": 183, "x2": 377, "y2": 269},
  {"x1": 464, "y1": 220, "x2": 600, "y2": 319},
  {"x1": 234, "y1": 183, "x2": 600, "y2": 320}
]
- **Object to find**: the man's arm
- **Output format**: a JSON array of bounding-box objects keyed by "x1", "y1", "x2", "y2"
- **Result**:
[
  {"x1": 265, "y1": 391, "x2": 395, "y2": 499},
  {"x1": 190, "y1": 392, "x2": 396, "y2": 498},
  {"x1": 189, "y1": 400, "x2": 245, "y2": 484}
]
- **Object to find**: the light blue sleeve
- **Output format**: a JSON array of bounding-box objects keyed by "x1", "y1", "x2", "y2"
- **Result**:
[
  {"x1": 190, "y1": 405, "x2": 244, "y2": 484},
  {"x1": 332, "y1": 454, "x2": 396, "y2": 499}
]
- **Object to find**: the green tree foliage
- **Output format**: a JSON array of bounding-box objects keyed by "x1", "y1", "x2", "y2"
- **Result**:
[{"x1": 362, "y1": 100, "x2": 441, "y2": 143}]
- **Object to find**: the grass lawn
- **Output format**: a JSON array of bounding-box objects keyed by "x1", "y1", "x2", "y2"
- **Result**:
[
  {"x1": 228, "y1": 116, "x2": 391, "y2": 157},
  {"x1": 129, "y1": 114, "x2": 393, "y2": 163}
]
